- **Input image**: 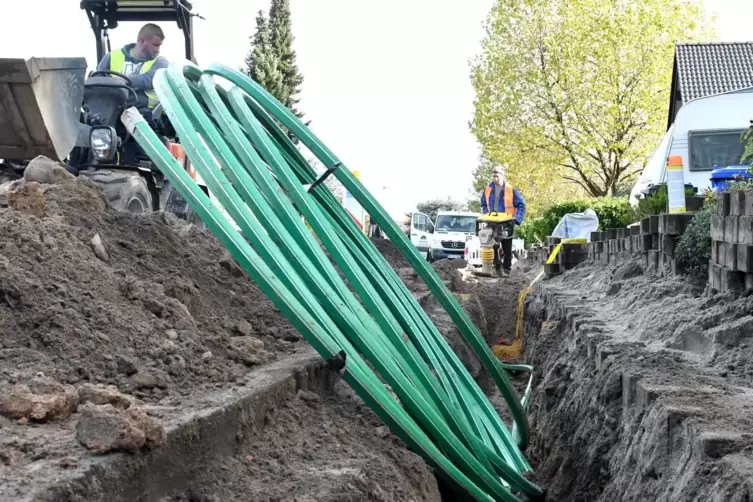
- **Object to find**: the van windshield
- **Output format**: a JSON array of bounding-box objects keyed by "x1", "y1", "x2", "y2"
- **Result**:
[{"x1": 435, "y1": 215, "x2": 477, "y2": 233}]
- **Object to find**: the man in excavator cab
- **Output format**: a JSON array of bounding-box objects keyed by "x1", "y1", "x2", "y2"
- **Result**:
[
  {"x1": 480, "y1": 166, "x2": 527, "y2": 276},
  {"x1": 95, "y1": 23, "x2": 170, "y2": 165},
  {"x1": 97, "y1": 23, "x2": 168, "y2": 115}
]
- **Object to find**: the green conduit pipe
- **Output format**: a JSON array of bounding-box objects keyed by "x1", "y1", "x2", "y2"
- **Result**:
[
  {"x1": 194, "y1": 68, "x2": 530, "y2": 470},
  {"x1": 121, "y1": 62, "x2": 543, "y2": 501},
  {"x1": 205, "y1": 63, "x2": 532, "y2": 449},
  {"x1": 231, "y1": 86, "x2": 534, "y2": 454}
]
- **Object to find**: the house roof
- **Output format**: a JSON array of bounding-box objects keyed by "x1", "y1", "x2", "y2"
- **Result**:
[{"x1": 675, "y1": 42, "x2": 753, "y2": 102}]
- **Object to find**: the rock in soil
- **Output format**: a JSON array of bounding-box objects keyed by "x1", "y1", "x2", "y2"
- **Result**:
[{"x1": 76, "y1": 403, "x2": 165, "y2": 453}]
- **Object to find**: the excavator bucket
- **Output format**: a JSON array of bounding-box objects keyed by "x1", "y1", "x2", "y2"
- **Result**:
[{"x1": 0, "y1": 57, "x2": 88, "y2": 162}]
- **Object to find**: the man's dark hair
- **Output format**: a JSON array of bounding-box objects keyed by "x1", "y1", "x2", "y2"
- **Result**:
[{"x1": 138, "y1": 23, "x2": 165, "y2": 40}]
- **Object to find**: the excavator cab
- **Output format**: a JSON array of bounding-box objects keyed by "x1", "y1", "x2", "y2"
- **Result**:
[
  {"x1": 81, "y1": 0, "x2": 196, "y2": 64},
  {"x1": 0, "y1": 0, "x2": 204, "y2": 222}
]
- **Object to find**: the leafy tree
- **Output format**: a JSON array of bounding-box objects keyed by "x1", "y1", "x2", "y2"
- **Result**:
[
  {"x1": 471, "y1": 0, "x2": 712, "y2": 197},
  {"x1": 743, "y1": 120, "x2": 753, "y2": 165},
  {"x1": 416, "y1": 197, "x2": 466, "y2": 222}
]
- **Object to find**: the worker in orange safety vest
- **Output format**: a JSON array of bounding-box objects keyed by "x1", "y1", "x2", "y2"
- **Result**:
[{"x1": 480, "y1": 166, "x2": 527, "y2": 274}]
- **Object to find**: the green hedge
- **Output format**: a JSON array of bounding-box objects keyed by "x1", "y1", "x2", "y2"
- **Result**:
[
  {"x1": 516, "y1": 197, "x2": 635, "y2": 244},
  {"x1": 633, "y1": 184, "x2": 697, "y2": 220},
  {"x1": 676, "y1": 198, "x2": 715, "y2": 284}
]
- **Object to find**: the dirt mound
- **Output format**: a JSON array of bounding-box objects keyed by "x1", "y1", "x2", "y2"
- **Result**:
[
  {"x1": 161, "y1": 381, "x2": 441, "y2": 502},
  {"x1": 0, "y1": 157, "x2": 302, "y2": 408},
  {"x1": 370, "y1": 238, "x2": 411, "y2": 269}
]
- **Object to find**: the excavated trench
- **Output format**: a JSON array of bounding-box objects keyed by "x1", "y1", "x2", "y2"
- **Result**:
[
  {"x1": 6, "y1": 159, "x2": 752, "y2": 501},
  {"x1": 521, "y1": 260, "x2": 753, "y2": 502}
]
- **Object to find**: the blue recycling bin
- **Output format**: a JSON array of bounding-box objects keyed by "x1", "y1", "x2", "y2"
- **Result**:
[{"x1": 711, "y1": 165, "x2": 753, "y2": 192}]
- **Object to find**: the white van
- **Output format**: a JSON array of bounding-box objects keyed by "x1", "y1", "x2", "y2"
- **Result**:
[
  {"x1": 408, "y1": 210, "x2": 480, "y2": 261},
  {"x1": 630, "y1": 87, "x2": 753, "y2": 205}
]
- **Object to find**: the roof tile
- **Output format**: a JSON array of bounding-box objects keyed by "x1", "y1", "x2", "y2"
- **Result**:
[{"x1": 676, "y1": 42, "x2": 753, "y2": 102}]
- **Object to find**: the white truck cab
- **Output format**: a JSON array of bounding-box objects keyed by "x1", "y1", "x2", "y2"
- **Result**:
[{"x1": 426, "y1": 211, "x2": 480, "y2": 262}]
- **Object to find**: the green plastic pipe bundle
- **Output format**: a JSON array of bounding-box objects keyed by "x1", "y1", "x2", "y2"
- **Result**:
[{"x1": 121, "y1": 61, "x2": 544, "y2": 502}]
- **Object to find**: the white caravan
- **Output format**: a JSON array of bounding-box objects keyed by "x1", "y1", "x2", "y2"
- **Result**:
[{"x1": 631, "y1": 87, "x2": 753, "y2": 205}]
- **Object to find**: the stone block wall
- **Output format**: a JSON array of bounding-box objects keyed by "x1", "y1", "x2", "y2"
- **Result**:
[
  {"x1": 584, "y1": 213, "x2": 694, "y2": 274},
  {"x1": 709, "y1": 189, "x2": 753, "y2": 293}
]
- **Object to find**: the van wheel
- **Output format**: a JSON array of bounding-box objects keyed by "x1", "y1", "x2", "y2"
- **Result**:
[{"x1": 80, "y1": 169, "x2": 153, "y2": 214}]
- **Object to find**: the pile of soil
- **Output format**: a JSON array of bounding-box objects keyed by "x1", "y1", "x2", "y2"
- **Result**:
[
  {"x1": 370, "y1": 238, "x2": 411, "y2": 269},
  {"x1": 0, "y1": 157, "x2": 303, "y2": 408},
  {"x1": 162, "y1": 381, "x2": 441, "y2": 502}
]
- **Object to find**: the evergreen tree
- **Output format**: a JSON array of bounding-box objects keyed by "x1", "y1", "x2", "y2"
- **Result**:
[
  {"x1": 244, "y1": 10, "x2": 285, "y2": 105},
  {"x1": 268, "y1": 0, "x2": 305, "y2": 121}
]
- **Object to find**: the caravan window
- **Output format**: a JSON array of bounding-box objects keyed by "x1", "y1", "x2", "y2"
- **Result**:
[{"x1": 688, "y1": 129, "x2": 747, "y2": 171}]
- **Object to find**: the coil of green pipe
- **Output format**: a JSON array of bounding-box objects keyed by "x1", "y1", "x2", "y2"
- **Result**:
[{"x1": 119, "y1": 61, "x2": 544, "y2": 502}]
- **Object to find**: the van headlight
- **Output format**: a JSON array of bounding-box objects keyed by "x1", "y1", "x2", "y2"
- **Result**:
[{"x1": 89, "y1": 126, "x2": 117, "y2": 161}]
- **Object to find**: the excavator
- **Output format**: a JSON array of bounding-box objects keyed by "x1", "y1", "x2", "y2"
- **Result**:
[{"x1": 0, "y1": 0, "x2": 204, "y2": 223}]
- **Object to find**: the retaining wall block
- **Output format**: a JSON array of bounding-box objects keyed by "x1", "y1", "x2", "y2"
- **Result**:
[
  {"x1": 640, "y1": 217, "x2": 651, "y2": 234},
  {"x1": 544, "y1": 263, "x2": 561, "y2": 277},
  {"x1": 717, "y1": 192, "x2": 731, "y2": 217},
  {"x1": 641, "y1": 234, "x2": 653, "y2": 251},
  {"x1": 630, "y1": 225, "x2": 641, "y2": 236},
  {"x1": 710, "y1": 263, "x2": 722, "y2": 291},
  {"x1": 648, "y1": 250, "x2": 660, "y2": 270},
  {"x1": 746, "y1": 274, "x2": 753, "y2": 292},
  {"x1": 724, "y1": 216, "x2": 740, "y2": 244},
  {"x1": 618, "y1": 228, "x2": 631, "y2": 239},
  {"x1": 590, "y1": 232, "x2": 602, "y2": 242},
  {"x1": 744, "y1": 190, "x2": 753, "y2": 216},
  {"x1": 737, "y1": 245, "x2": 753, "y2": 273},
  {"x1": 652, "y1": 233, "x2": 660, "y2": 250},
  {"x1": 662, "y1": 213, "x2": 695, "y2": 236},
  {"x1": 723, "y1": 242, "x2": 739, "y2": 271},
  {"x1": 606, "y1": 229, "x2": 618, "y2": 240},
  {"x1": 711, "y1": 240, "x2": 721, "y2": 265},
  {"x1": 711, "y1": 215, "x2": 725, "y2": 242},
  {"x1": 686, "y1": 195, "x2": 705, "y2": 212},
  {"x1": 738, "y1": 216, "x2": 753, "y2": 245},
  {"x1": 731, "y1": 190, "x2": 746, "y2": 216},
  {"x1": 649, "y1": 215, "x2": 660, "y2": 233},
  {"x1": 642, "y1": 252, "x2": 649, "y2": 268},
  {"x1": 623, "y1": 237, "x2": 632, "y2": 253},
  {"x1": 661, "y1": 235, "x2": 677, "y2": 257},
  {"x1": 721, "y1": 266, "x2": 745, "y2": 293}
]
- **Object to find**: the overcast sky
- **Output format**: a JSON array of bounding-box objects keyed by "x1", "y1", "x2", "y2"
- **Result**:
[{"x1": 4, "y1": 0, "x2": 753, "y2": 218}]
